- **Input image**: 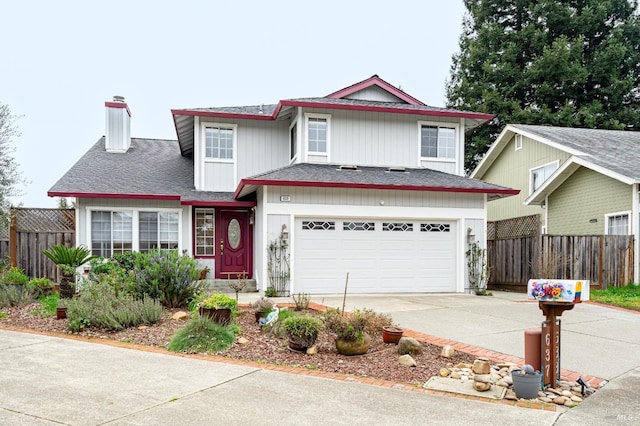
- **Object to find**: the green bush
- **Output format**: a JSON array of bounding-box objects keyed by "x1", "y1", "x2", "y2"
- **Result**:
[
  {"x1": 282, "y1": 315, "x2": 323, "y2": 347},
  {"x1": 133, "y1": 250, "x2": 203, "y2": 308},
  {"x1": 0, "y1": 283, "x2": 37, "y2": 308},
  {"x1": 66, "y1": 282, "x2": 164, "y2": 332},
  {"x1": 2, "y1": 267, "x2": 29, "y2": 285},
  {"x1": 199, "y1": 293, "x2": 238, "y2": 310},
  {"x1": 112, "y1": 252, "x2": 143, "y2": 272},
  {"x1": 32, "y1": 293, "x2": 60, "y2": 317},
  {"x1": 168, "y1": 317, "x2": 236, "y2": 353},
  {"x1": 28, "y1": 277, "x2": 55, "y2": 296},
  {"x1": 42, "y1": 245, "x2": 95, "y2": 270}
]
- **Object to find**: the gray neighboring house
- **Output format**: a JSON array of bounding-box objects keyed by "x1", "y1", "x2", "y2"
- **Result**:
[
  {"x1": 472, "y1": 124, "x2": 640, "y2": 282},
  {"x1": 49, "y1": 75, "x2": 517, "y2": 294}
]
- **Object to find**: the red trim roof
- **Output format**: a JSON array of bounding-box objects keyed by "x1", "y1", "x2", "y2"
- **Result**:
[
  {"x1": 233, "y1": 179, "x2": 519, "y2": 199},
  {"x1": 326, "y1": 75, "x2": 424, "y2": 105},
  {"x1": 172, "y1": 101, "x2": 492, "y2": 122}
]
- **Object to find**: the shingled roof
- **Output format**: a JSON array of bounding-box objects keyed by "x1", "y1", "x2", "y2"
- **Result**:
[
  {"x1": 235, "y1": 163, "x2": 518, "y2": 200},
  {"x1": 48, "y1": 137, "x2": 239, "y2": 205}
]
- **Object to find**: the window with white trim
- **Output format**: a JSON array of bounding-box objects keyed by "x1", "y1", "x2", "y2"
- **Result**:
[
  {"x1": 204, "y1": 126, "x2": 234, "y2": 160},
  {"x1": 289, "y1": 122, "x2": 297, "y2": 161},
  {"x1": 139, "y1": 212, "x2": 179, "y2": 252},
  {"x1": 420, "y1": 123, "x2": 456, "y2": 159},
  {"x1": 606, "y1": 213, "x2": 630, "y2": 235},
  {"x1": 90, "y1": 209, "x2": 180, "y2": 257},
  {"x1": 515, "y1": 134, "x2": 522, "y2": 151},
  {"x1": 195, "y1": 208, "x2": 215, "y2": 256},
  {"x1": 91, "y1": 211, "x2": 133, "y2": 257},
  {"x1": 306, "y1": 114, "x2": 330, "y2": 154},
  {"x1": 530, "y1": 161, "x2": 559, "y2": 193}
]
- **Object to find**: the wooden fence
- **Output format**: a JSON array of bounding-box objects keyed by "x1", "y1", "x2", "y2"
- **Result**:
[
  {"x1": 488, "y1": 235, "x2": 634, "y2": 291},
  {"x1": 6, "y1": 208, "x2": 75, "y2": 280}
]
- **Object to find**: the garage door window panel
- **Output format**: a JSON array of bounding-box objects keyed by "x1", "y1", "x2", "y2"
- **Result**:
[
  {"x1": 383, "y1": 222, "x2": 413, "y2": 232},
  {"x1": 344, "y1": 222, "x2": 375, "y2": 231},
  {"x1": 421, "y1": 223, "x2": 451, "y2": 232},
  {"x1": 302, "y1": 221, "x2": 335, "y2": 230}
]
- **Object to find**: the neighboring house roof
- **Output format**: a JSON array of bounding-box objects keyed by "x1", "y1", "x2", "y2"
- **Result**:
[
  {"x1": 471, "y1": 124, "x2": 640, "y2": 205},
  {"x1": 235, "y1": 163, "x2": 519, "y2": 200},
  {"x1": 172, "y1": 75, "x2": 493, "y2": 157},
  {"x1": 47, "y1": 137, "x2": 252, "y2": 207}
]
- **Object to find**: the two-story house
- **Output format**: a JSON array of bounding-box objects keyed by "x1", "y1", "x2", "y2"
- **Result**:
[{"x1": 49, "y1": 75, "x2": 517, "y2": 294}]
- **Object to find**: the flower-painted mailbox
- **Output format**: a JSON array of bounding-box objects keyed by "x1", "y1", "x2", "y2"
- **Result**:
[
  {"x1": 527, "y1": 279, "x2": 589, "y2": 388},
  {"x1": 528, "y1": 279, "x2": 590, "y2": 303}
]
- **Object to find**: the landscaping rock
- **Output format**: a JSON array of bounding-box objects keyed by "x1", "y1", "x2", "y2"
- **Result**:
[
  {"x1": 473, "y1": 381, "x2": 492, "y2": 392},
  {"x1": 237, "y1": 337, "x2": 249, "y2": 345},
  {"x1": 440, "y1": 345, "x2": 456, "y2": 358},
  {"x1": 474, "y1": 374, "x2": 492, "y2": 384},
  {"x1": 172, "y1": 311, "x2": 188, "y2": 321},
  {"x1": 450, "y1": 371, "x2": 461, "y2": 379},
  {"x1": 472, "y1": 359, "x2": 491, "y2": 375},
  {"x1": 397, "y1": 337, "x2": 422, "y2": 355},
  {"x1": 306, "y1": 345, "x2": 318, "y2": 355},
  {"x1": 399, "y1": 354, "x2": 417, "y2": 367},
  {"x1": 438, "y1": 367, "x2": 450, "y2": 377}
]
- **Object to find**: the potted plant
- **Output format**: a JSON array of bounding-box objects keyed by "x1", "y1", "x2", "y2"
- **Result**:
[
  {"x1": 56, "y1": 299, "x2": 68, "y2": 320},
  {"x1": 323, "y1": 309, "x2": 371, "y2": 356},
  {"x1": 282, "y1": 315, "x2": 323, "y2": 351},
  {"x1": 199, "y1": 266, "x2": 210, "y2": 280},
  {"x1": 511, "y1": 364, "x2": 542, "y2": 399},
  {"x1": 382, "y1": 325, "x2": 404, "y2": 344},
  {"x1": 251, "y1": 297, "x2": 274, "y2": 323},
  {"x1": 2, "y1": 267, "x2": 29, "y2": 292},
  {"x1": 198, "y1": 293, "x2": 237, "y2": 325},
  {"x1": 42, "y1": 245, "x2": 96, "y2": 299}
]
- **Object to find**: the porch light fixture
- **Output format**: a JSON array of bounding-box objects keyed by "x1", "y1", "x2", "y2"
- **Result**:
[
  {"x1": 281, "y1": 224, "x2": 289, "y2": 240},
  {"x1": 467, "y1": 227, "x2": 476, "y2": 244}
]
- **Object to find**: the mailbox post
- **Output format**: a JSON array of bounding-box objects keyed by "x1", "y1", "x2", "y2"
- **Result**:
[
  {"x1": 539, "y1": 301, "x2": 574, "y2": 388},
  {"x1": 527, "y1": 279, "x2": 589, "y2": 389}
]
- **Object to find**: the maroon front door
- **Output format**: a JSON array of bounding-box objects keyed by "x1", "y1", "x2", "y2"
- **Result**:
[{"x1": 216, "y1": 210, "x2": 252, "y2": 279}]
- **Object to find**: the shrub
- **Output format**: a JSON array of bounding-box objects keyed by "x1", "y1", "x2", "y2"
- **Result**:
[
  {"x1": 66, "y1": 282, "x2": 164, "y2": 332},
  {"x1": 323, "y1": 308, "x2": 392, "y2": 340},
  {"x1": 133, "y1": 250, "x2": 203, "y2": 308},
  {"x1": 42, "y1": 245, "x2": 95, "y2": 271},
  {"x1": 32, "y1": 293, "x2": 60, "y2": 317},
  {"x1": 251, "y1": 296, "x2": 274, "y2": 313},
  {"x1": 28, "y1": 277, "x2": 55, "y2": 296},
  {"x1": 0, "y1": 283, "x2": 37, "y2": 308},
  {"x1": 112, "y1": 252, "x2": 143, "y2": 272},
  {"x1": 167, "y1": 317, "x2": 235, "y2": 353},
  {"x1": 282, "y1": 315, "x2": 323, "y2": 347},
  {"x1": 199, "y1": 293, "x2": 238, "y2": 310},
  {"x1": 2, "y1": 267, "x2": 29, "y2": 285},
  {"x1": 291, "y1": 292, "x2": 311, "y2": 311}
]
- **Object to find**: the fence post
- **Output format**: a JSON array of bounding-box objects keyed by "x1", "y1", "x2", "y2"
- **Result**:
[{"x1": 9, "y1": 209, "x2": 17, "y2": 267}]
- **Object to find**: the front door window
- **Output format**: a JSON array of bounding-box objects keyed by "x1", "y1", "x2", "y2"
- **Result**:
[{"x1": 228, "y1": 218, "x2": 241, "y2": 249}]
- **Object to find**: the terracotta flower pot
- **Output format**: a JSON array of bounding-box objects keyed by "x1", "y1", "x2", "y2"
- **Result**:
[
  {"x1": 56, "y1": 307, "x2": 67, "y2": 320},
  {"x1": 382, "y1": 326, "x2": 404, "y2": 344}
]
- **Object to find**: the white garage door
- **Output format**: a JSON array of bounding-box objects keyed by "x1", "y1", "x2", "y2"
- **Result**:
[{"x1": 294, "y1": 218, "x2": 457, "y2": 294}]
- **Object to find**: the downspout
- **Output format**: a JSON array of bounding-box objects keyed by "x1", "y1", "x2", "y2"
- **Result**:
[{"x1": 633, "y1": 184, "x2": 639, "y2": 284}]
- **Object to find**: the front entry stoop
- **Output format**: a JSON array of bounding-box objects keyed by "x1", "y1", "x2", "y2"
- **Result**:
[{"x1": 203, "y1": 279, "x2": 258, "y2": 293}]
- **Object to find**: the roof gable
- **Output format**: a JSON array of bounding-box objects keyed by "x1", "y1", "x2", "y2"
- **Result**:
[{"x1": 326, "y1": 75, "x2": 424, "y2": 105}]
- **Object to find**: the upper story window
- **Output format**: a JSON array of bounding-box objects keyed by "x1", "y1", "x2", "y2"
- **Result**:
[
  {"x1": 204, "y1": 126, "x2": 234, "y2": 160},
  {"x1": 306, "y1": 114, "x2": 330, "y2": 155},
  {"x1": 289, "y1": 122, "x2": 298, "y2": 161},
  {"x1": 530, "y1": 161, "x2": 559, "y2": 194},
  {"x1": 515, "y1": 134, "x2": 523, "y2": 151},
  {"x1": 606, "y1": 212, "x2": 630, "y2": 235},
  {"x1": 419, "y1": 123, "x2": 456, "y2": 159}
]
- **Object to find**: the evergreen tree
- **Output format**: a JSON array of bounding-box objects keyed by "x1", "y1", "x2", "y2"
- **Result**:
[{"x1": 447, "y1": 0, "x2": 640, "y2": 171}]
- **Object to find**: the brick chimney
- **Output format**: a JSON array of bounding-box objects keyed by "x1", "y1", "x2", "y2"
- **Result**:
[{"x1": 104, "y1": 96, "x2": 131, "y2": 152}]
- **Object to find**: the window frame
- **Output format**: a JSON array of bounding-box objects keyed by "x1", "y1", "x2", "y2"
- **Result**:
[
  {"x1": 289, "y1": 120, "x2": 298, "y2": 163},
  {"x1": 417, "y1": 121, "x2": 459, "y2": 162},
  {"x1": 529, "y1": 160, "x2": 559, "y2": 195},
  {"x1": 202, "y1": 123, "x2": 237, "y2": 163},
  {"x1": 194, "y1": 208, "x2": 216, "y2": 257},
  {"x1": 605, "y1": 211, "x2": 631, "y2": 235},
  {"x1": 515, "y1": 134, "x2": 523, "y2": 151},
  {"x1": 86, "y1": 207, "x2": 182, "y2": 257},
  {"x1": 304, "y1": 113, "x2": 331, "y2": 159}
]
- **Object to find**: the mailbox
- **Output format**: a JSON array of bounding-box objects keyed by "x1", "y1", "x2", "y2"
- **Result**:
[{"x1": 527, "y1": 279, "x2": 589, "y2": 303}]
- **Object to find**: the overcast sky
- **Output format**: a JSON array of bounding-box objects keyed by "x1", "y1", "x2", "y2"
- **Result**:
[{"x1": 2, "y1": 0, "x2": 466, "y2": 208}]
